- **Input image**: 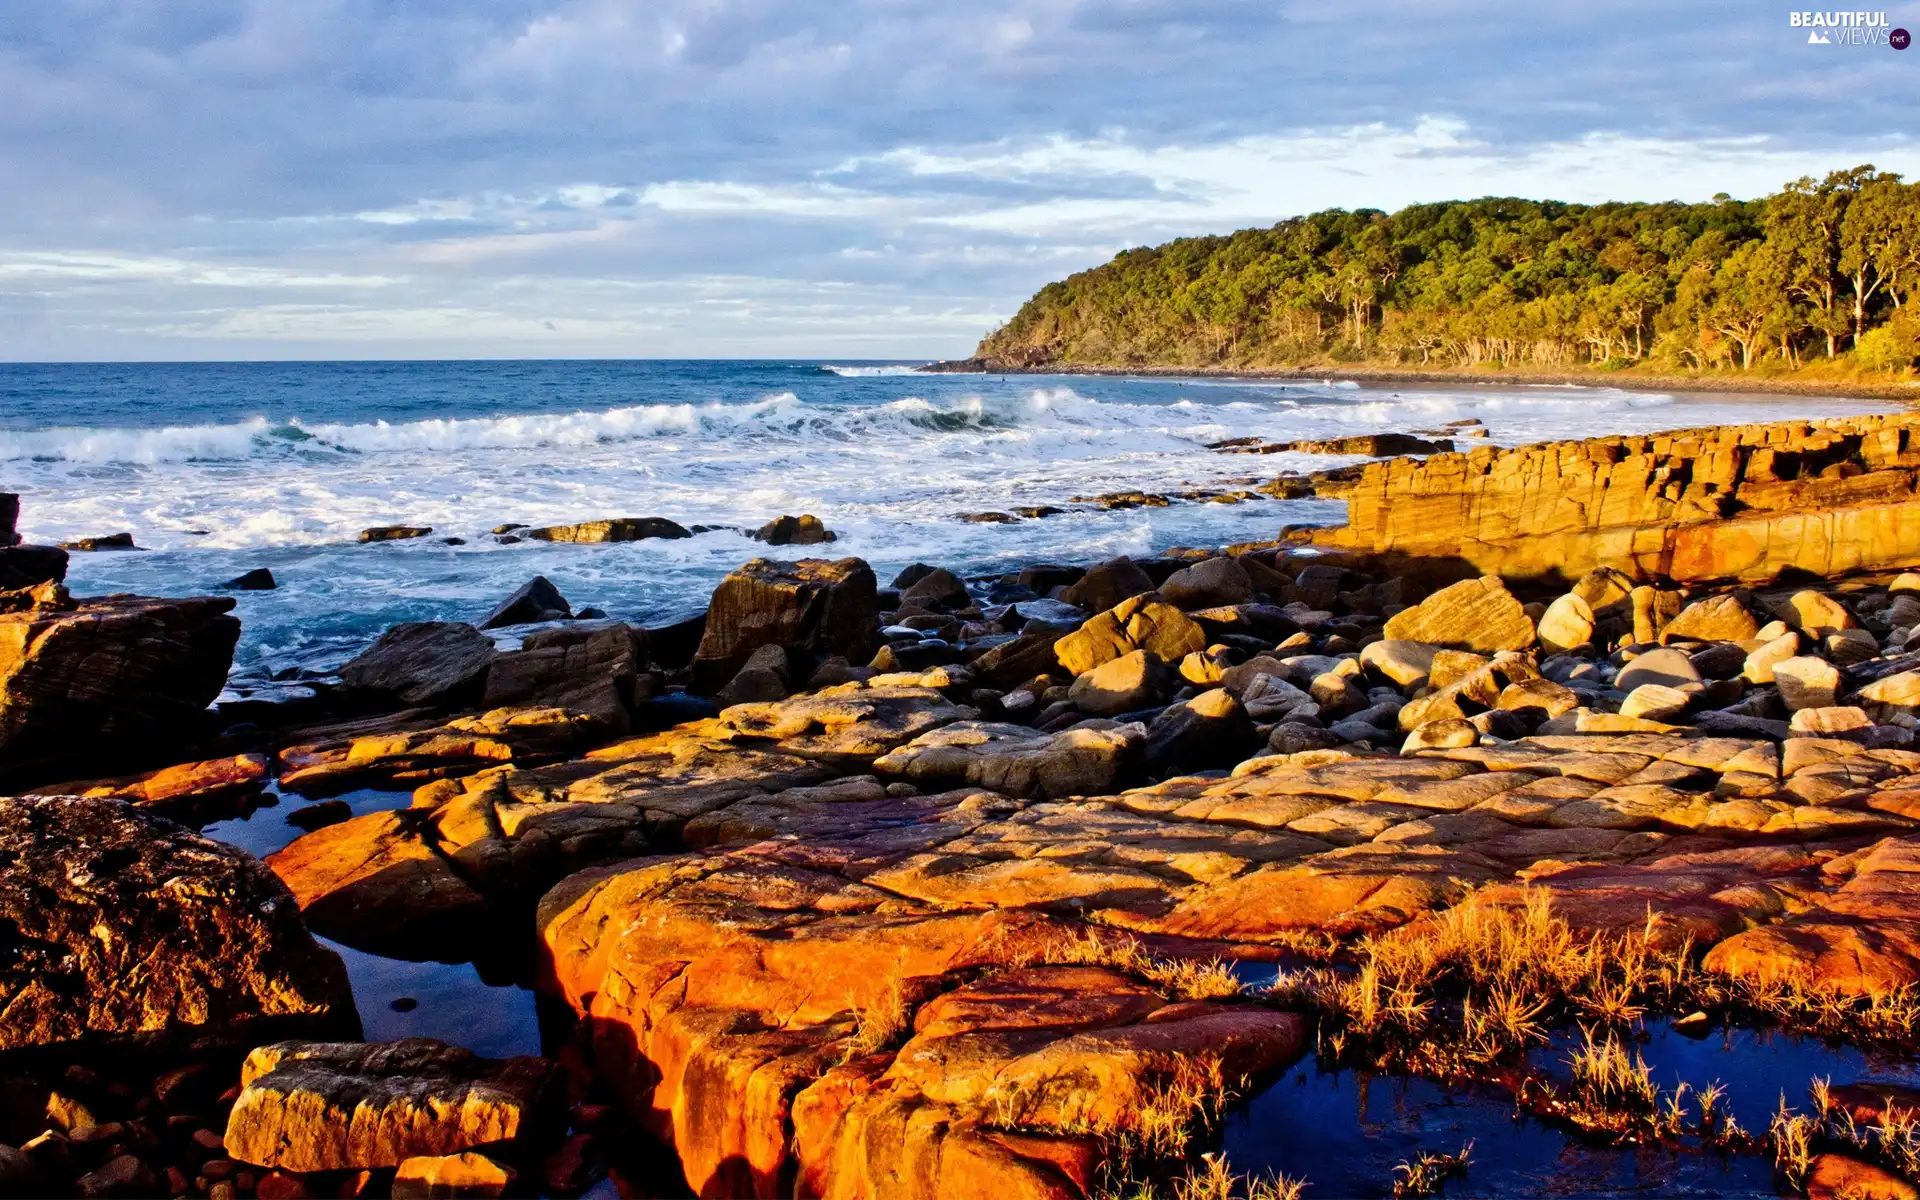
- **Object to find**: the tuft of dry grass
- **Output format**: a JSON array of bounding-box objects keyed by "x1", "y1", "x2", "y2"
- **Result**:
[
  {"x1": 1768, "y1": 1077, "x2": 1920, "y2": 1188},
  {"x1": 835, "y1": 976, "x2": 910, "y2": 1064},
  {"x1": 1167, "y1": 1153, "x2": 1309, "y2": 1200},
  {"x1": 1001, "y1": 926, "x2": 1250, "y2": 1001},
  {"x1": 1391, "y1": 1141, "x2": 1472, "y2": 1198}
]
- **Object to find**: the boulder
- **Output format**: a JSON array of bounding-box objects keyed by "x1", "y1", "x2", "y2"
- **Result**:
[
  {"x1": 753, "y1": 514, "x2": 837, "y2": 546},
  {"x1": 1381, "y1": 576, "x2": 1534, "y2": 652},
  {"x1": 29, "y1": 752, "x2": 271, "y2": 818},
  {"x1": 1788, "y1": 706, "x2": 1873, "y2": 737},
  {"x1": 1536, "y1": 593, "x2": 1595, "y2": 654},
  {"x1": 1619, "y1": 684, "x2": 1692, "y2": 723},
  {"x1": 1144, "y1": 688, "x2": 1255, "y2": 772},
  {"x1": 359, "y1": 526, "x2": 431, "y2": 543},
  {"x1": 337, "y1": 623, "x2": 497, "y2": 709},
  {"x1": 1742, "y1": 632, "x2": 1802, "y2": 684},
  {"x1": 1059, "y1": 557, "x2": 1153, "y2": 612},
  {"x1": 1860, "y1": 669, "x2": 1920, "y2": 719},
  {"x1": 0, "y1": 794, "x2": 355, "y2": 1054},
  {"x1": 479, "y1": 576, "x2": 572, "y2": 630},
  {"x1": 1157, "y1": 557, "x2": 1252, "y2": 610},
  {"x1": 0, "y1": 543, "x2": 67, "y2": 591},
  {"x1": 1359, "y1": 640, "x2": 1439, "y2": 689},
  {"x1": 482, "y1": 624, "x2": 649, "y2": 729},
  {"x1": 269, "y1": 810, "x2": 492, "y2": 955},
  {"x1": 221, "y1": 568, "x2": 278, "y2": 591},
  {"x1": 525, "y1": 517, "x2": 691, "y2": 543},
  {"x1": 715, "y1": 644, "x2": 793, "y2": 708},
  {"x1": 1660, "y1": 595, "x2": 1758, "y2": 644},
  {"x1": 1774, "y1": 656, "x2": 1842, "y2": 712},
  {"x1": 1776, "y1": 590, "x2": 1857, "y2": 637},
  {"x1": 1068, "y1": 649, "x2": 1167, "y2": 716},
  {"x1": 0, "y1": 593, "x2": 239, "y2": 778},
  {"x1": 224, "y1": 1039, "x2": 556, "y2": 1173},
  {"x1": 899, "y1": 569, "x2": 971, "y2": 612},
  {"x1": 692, "y1": 558, "x2": 879, "y2": 694},
  {"x1": 0, "y1": 493, "x2": 15, "y2": 547},
  {"x1": 1615, "y1": 647, "x2": 1702, "y2": 693},
  {"x1": 1054, "y1": 595, "x2": 1204, "y2": 678},
  {"x1": 1805, "y1": 1154, "x2": 1917, "y2": 1200},
  {"x1": 60, "y1": 533, "x2": 138, "y2": 552}
]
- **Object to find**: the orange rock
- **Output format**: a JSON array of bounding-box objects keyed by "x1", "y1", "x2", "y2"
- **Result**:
[{"x1": 1806, "y1": 1153, "x2": 1918, "y2": 1200}]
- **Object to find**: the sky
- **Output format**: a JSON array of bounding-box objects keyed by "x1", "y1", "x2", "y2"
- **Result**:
[{"x1": 2, "y1": 1, "x2": 1918, "y2": 360}]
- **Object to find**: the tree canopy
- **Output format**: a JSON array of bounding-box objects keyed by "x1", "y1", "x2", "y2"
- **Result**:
[{"x1": 975, "y1": 167, "x2": 1920, "y2": 374}]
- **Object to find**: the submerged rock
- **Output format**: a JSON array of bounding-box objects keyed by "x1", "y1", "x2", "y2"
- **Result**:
[
  {"x1": 524, "y1": 517, "x2": 691, "y2": 543},
  {"x1": 359, "y1": 526, "x2": 432, "y2": 543},
  {"x1": 478, "y1": 576, "x2": 572, "y2": 630},
  {"x1": 220, "y1": 568, "x2": 278, "y2": 591},
  {"x1": 0, "y1": 794, "x2": 355, "y2": 1054}
]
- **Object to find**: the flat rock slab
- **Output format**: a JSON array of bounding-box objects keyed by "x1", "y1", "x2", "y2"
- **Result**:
[{"x1": 224, "y1": 1038, "x2": 557, "y2": 1173}]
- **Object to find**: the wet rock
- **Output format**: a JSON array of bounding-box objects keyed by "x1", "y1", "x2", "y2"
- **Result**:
[
  {"x1": 1774, "y1": 656, "x2": 1842, "y2": 712},
  {"x1": 482, "y1": 623, "x2": 649, "y2": 729},
  {"x1": 60, "y1": 533, "x2": 139, "y2": 552},
  {"x1": 1536, "y1": 593, "x2": 1595, "y2": 654},
  {"x1": 692, "y1": 557, "x2": 879, "y2": 694},
  {"x1": 393, "y1": 1151, "x2": 516, "y2": 1198},
  {"x1": 0, "y1": 794, "x2": 355, "y2": 1054},
  {"x1": 0, "y1": 593, "x2": 240, "y2": 781},
  {"x1": 286, "y1": 799, "x2": 352, "y2": 832},
  {"x1": 752, "y1": 514, "x2": 837, "y2": 546},
  {"x1": 337, "y1": 623, "x2": 496, "y2": 710},
  {"x1": 524, "y1": 517, "x2": 691, "y2": 543},
  {"x1": 1054, "y1": 594, "x2": 1204, "y2": 678},
  {"x1": 221, "y1": 568, "x2": 278, "y2": 591},
  {"x1": 1381, "y1": 576, "x2": 1534, "y2": 652},
  {"x1": 1059, "y1": 557, "x2": 1153, "y2": 613},
  {"x1": 875, "y1": 720, "x2": 1144, "y2": 798},
  {"x1": 359, "y1": 526, "x2": 431, "y2": 543},
  {"x1": 1158, "y1": 557, "x2": 1252, "y2": 610},
  {"x1": 224, "y1": 1040, "x2": 556, "y2": 1173},
  {"x1": 1068, "y1": 649, "x2": 1168, "y2": 716},
  {"x1": 1660, "y1": 594, "x2": 1758, "y2": 644},
  {"x1": 478, "y1": 576, "x2": 572, "y2": 630}
]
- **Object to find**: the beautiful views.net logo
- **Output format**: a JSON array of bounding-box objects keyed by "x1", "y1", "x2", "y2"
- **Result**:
[{"x1": 1789, "y1": 10, "x2": 1909, "y2": 46}]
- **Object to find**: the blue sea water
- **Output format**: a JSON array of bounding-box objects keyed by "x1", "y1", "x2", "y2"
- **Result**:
[{"x1": 0, "y1": 360, "x2": 1889, "y2": 692}]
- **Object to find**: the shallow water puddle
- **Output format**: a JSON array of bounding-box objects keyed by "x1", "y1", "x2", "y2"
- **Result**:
[
  {"x1": 201, "y1": 783, "x2": 410, "y2": 859},
  {"x1": 1222, "y1": 1015, "x2": 1920, "y2": 1197}
]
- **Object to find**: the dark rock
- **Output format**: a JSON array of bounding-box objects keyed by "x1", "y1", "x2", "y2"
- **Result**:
[
  {"x1": 716, "y1": 645, "x2": 792, "y2": 708},
  {"x1": 969, "y1": 629, "x2": 1062, "y2": 688},
  {"x1": 482, "y1": 624, "x2": 649, "y2": 729},
  {"x1": 899, "y1": 569, "x2": 970, "y2": 612},
  {"x1": 479, "y1": 576, "x2": 573, "y2": 630},
  {"x1": 337, "y1": 623, "x2": 496, "y2": 709},
  {"x1": 1060, "y1": 557, "x2": 1154, "y2": 612},
  {"x1": 752, "y1": 514, "x2": 838, "y2": 546},
  {"x1": 358, "y1": 526, "x2": 431, "y2": 544},
  {"x1": 575, "y1": 606, "x2": 608, "y2": 620},
  {"x1": 645, "y1": 612, "x2": 707, "y2": 670},
  {"x1": 628, "y1": 692, "x2": 721, "y2": 732},
  {"x1": 0, "y1": 794, "x2": 356, "y2": 1055},
  {"x1": 221, "y1": 568, "x2": 278, "y2": 591},
  {"x1": 890, "y1": 564, "x2": 938, "y2": 590},
  {"x1": 0, "y1": 493, "x2": 16, "y2": 547},
  {"x1": 1017, "y1": 564, "x2": 1084, "y2": 593},
  {"x1": 490, "y1": 524, "x2": 527, "y2": 536},
  {"x1": 0, "y1": 594, "x2": 240, "y2": 781},
  {"x1": 0, "y1": 545, "x2": 67, "y2": 591},
  {"x1": 957, "y1": 511, "x2": 1017, "y2": 524},
  {"x1": 1159, "y1": 557, "x2": 1253, "y2": 610},
  {"x1": 287, "y1": 800, "x2": 353, "y2": 832},
  {"x1": 525, "y1": 518, "x2": 691, "y2": 543},
  {"x1": 691, "y1": 558, "x2": 878, "y2": 694},
  {"x1": 59, "y1": 533, "x2": 138, "y2": 552},
  {"x1": 1144, "y1": 688, "x2": 1256, "y2": 772}
]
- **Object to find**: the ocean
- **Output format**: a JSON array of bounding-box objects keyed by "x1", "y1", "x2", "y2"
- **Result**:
[{"x1": 0, "y1": 360, "x2": 1889, "y2": 696}]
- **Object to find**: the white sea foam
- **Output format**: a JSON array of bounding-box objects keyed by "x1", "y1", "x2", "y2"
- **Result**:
[{"x1": 820, "y1": 364, "x2": 924, "y2": 376}]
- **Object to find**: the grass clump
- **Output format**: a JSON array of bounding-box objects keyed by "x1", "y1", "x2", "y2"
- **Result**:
[{"x1": 1391, "y1": 1141, "x2": 1472, "y2": 1198}]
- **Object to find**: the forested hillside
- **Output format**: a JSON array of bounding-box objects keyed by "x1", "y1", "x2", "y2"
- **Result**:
[{"x1": 975, "y1": 167, "x2": 1920, "y2": 375}]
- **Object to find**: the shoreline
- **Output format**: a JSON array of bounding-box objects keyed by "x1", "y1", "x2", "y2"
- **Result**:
[{"x1": 921, "y1": 359, "x2": 1920, "y2": 402}]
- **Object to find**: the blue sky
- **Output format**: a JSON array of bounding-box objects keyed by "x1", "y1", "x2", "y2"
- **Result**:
[{"x1": 2, "y1": 0, "x2": 1916, "y2": 359}]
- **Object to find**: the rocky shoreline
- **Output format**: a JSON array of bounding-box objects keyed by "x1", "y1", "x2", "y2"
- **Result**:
[
  {"x1": 920, "y1": 356, "x2": 1920, "y2": 402},
  {"x1": 10, "y1": 412, "x2": 1920, "y2": 1196}
]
